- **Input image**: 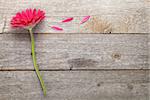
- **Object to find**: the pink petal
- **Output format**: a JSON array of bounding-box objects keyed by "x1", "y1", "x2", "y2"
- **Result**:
[
  {"x1": 51, "y1": 26, "x2": 63, "y2": 31},
  {"x1": 80, "y1": 16, "x2": 90, "y2": 24},
  {"x1": 62, "y1": 17, "x2": 73, "y2": 23}
]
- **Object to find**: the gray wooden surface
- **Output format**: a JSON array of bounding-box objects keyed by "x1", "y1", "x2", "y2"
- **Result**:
[
  {"x1": 0, "y1": 34, "x2": 149, "y2": 70},
  {"x1": 0, "y1": 0, "x2": 149, "y2": 100},
  {"x1": 0, "y1": 70, "x2": 149, "y2": 100},
  {"x1": 0, "y1": 0, "x2": 149, "y2": 33},
  {"x1": 0, "y1": 33, "x2": 149, "y2": 100}
]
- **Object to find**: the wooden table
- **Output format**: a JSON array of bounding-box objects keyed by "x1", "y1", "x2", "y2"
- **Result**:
[{"x1": 0, "y1": 0, "x2": 149, "y2": 100}]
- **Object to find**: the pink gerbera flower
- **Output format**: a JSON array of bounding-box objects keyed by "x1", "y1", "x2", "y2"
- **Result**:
[
  {"x1": 11, "y1": 8, "x2": 45, "y2": 29},
  {"x1": 10, "y1": 8, "x2": 47, "y2": 96}
]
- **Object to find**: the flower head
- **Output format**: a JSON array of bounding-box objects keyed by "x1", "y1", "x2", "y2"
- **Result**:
[{"x1": 11, "y1": 8, "x2": 45, "y2": 29}]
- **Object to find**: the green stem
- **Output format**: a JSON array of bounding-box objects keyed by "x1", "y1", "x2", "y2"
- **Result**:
[{"x1": 29, "y1": 28, "x2": 47, "y2": 96}]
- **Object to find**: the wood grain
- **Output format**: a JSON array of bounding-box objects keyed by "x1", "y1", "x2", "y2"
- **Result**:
[
  {"x1": 0, "y1": 70, "x2": 149, "y2": 100},
  {"x1": 148, "y1": 34, "x2": 150, "y2": 69},
  {"x1": 145, "y1": 0, "x2": 150, "y2": 32},
  {"x1": 0, "y1": 34, "x2": 148, "y2": 70},
  {"x1": 0, "y1": 0, "x2": 149, "y2": 33},
  {"x1": 0, "y1": 15, "x2": 4, "y2": 33},
  {"x1": 0, "y1": 0, "x2": 149, "y2": 99}
]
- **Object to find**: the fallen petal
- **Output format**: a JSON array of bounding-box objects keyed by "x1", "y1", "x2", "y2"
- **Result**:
[
  {"x1": 80, "y1": 16, "x2": 90, "y2": 24},
  {"x1": 62, "y1": 17, "x2": 73, "y2": 23},
  {"x1": 51, "y1": 26, "x2": 63, "y2": 31}
]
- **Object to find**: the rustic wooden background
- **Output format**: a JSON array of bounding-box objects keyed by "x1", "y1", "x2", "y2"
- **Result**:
[{"x1": 0, "y1": 0, "x2": 150, "y2": 100}]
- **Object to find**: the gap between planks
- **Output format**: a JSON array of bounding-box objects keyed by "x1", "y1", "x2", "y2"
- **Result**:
[
  {"x1": 0, "y1": 69, "x2": 149, "y2": 72},
  {"x1": 1, "y1": 32, "x2": 149, "y2": 34}
]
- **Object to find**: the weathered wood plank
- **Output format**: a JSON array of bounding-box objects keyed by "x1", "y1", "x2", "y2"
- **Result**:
[
  {"x1": 148, "y1": 34, "x2": 150, "y2": 69},
  {"x1": 0, "y1": 34, "x2": 148, "y2": 70},
  {"x1": 145, "y1": 0, "x2": 150, "y2": 31},
  {"x1": 0, "y1": 15, "x2": 4, "y2": 33},
  {"x1": 0, "y1": 70, "x2": 149, "y2": 100},
  {"x1": 0, "y1": 0, "x2": 149, "y2": 33}
]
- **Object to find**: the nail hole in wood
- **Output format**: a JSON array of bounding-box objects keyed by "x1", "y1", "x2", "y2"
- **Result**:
[
  {"x1": 97, "y1": 83, "x2": 101, "y2": 87},
  {"x1": 112, "y1": 53, "x2": 121, "y2": 60}
]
